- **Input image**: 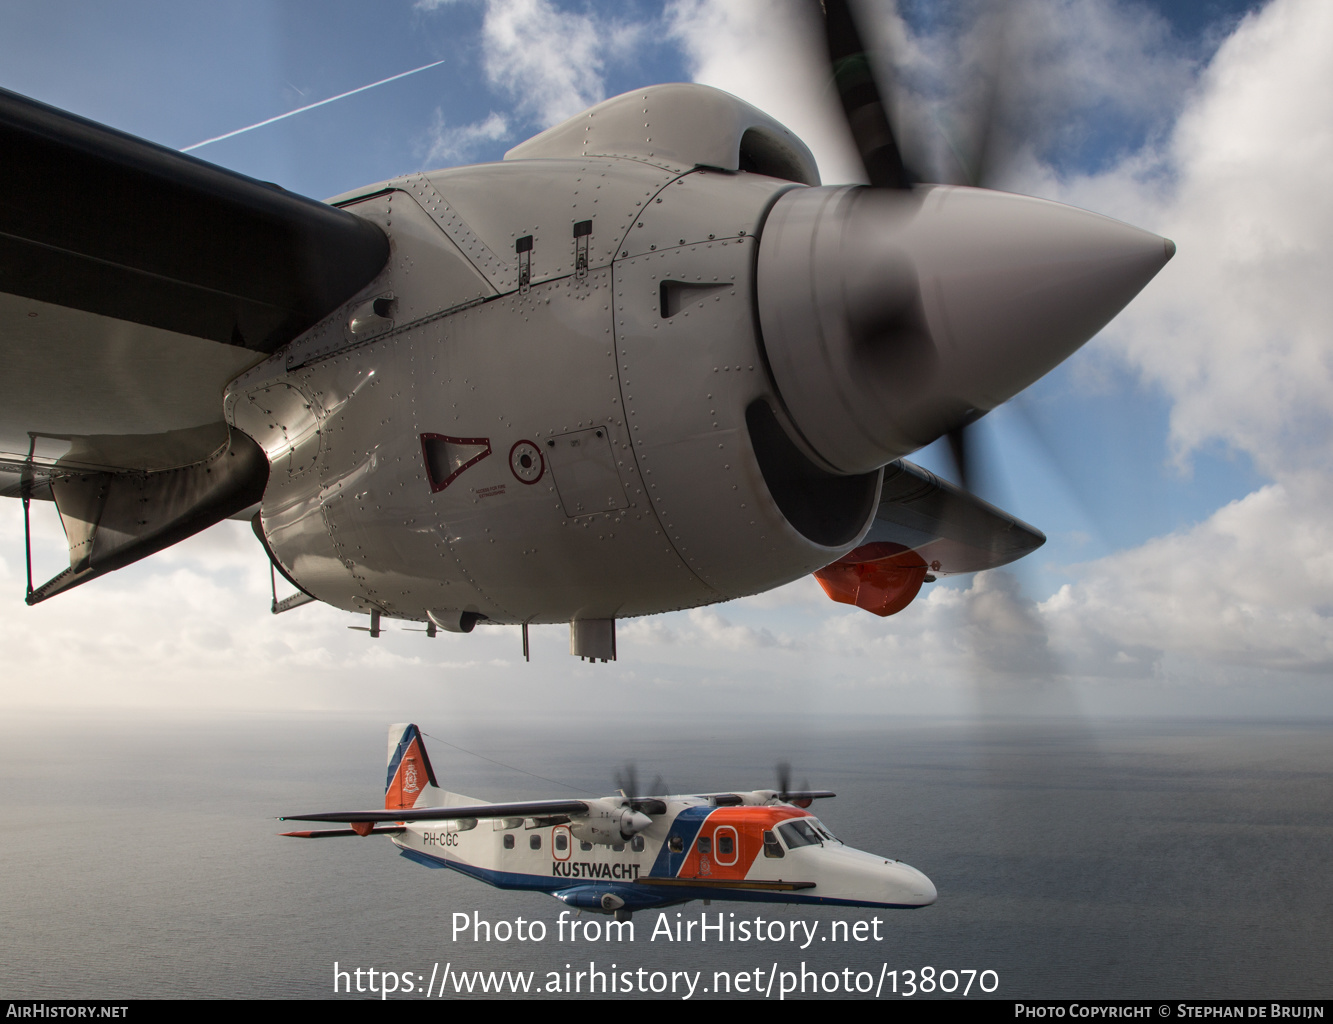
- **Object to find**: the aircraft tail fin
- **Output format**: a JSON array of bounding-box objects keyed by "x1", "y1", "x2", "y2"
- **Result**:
[{"x1": 385, "y1": 723, "x2": 443, "y2": 811}]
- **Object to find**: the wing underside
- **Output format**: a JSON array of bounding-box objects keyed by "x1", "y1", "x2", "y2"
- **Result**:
[{"x1": 0, "y1": 87, "x2": 389, "y2": 600}]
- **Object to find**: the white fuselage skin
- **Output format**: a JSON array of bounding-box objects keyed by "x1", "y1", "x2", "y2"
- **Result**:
[{"x1": 392, "y1": 791, "x2": 937, "y2": 912}]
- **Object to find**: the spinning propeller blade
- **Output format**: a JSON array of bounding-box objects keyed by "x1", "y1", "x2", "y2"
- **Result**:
[
  {"x1": 817, "y1": 0, "x2": 1012, "y2": 488},
  {"x1": 801, "y1": 0, "x2": 1172, "y2": 611},
  {"x1": 775, "y1": 762, "x2": 834, "y2": 808},
  {"x1": 823, "y1": 0, "x2": 915, "y2": 189},
  {"x1": 615, "y1": 764, "x2": 667, "y2": 817}
]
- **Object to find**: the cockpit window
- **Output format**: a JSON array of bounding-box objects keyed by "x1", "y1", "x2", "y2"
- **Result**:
[
  {"x1": 810, "y1": 819, "x2": 841, "y2": 843},
  {"x1": 762, "y1": 830, "x2": 784, "y2": 859},
  {"x1": 777, "y1": 819, "x2": 823, "y2": 849}
]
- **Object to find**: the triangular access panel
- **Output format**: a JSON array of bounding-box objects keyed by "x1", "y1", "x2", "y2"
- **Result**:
[{"x1": 420, "y1": 434, "x2": 491, "y2": 492}]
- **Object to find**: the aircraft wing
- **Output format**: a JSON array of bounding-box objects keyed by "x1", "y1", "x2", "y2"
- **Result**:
[
  {"x1": 280, "y1": 799, "x2": 593, "y2": 825},
  {"x1": 863, "y1": 458, "x2": 1045, "y2": 573},
  {"x1": 702, "y1": 791, "x2": 835, "y2": 806},
  {"x1": 0, "y1": 87, "x2": 389, "y2": 600}
]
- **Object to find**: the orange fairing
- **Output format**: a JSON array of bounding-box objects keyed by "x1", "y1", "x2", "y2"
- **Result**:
[
  {"x1": 385, "y1": 735, "x2": 430, "y2": 811},
  {"x1": 677, "y1": 806, "x2": 810, "y2": 881},
  {"x1": 813, "y1": 542, "x2": 928, "y2": 617}
]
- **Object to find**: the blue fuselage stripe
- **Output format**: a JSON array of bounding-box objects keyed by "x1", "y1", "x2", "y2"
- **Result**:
[
  {"x1": 397, "y1": 843, "x2": 920, "y2": 910},
  {"x1": 647, "y1": 805, "x2": 713, "y2": 877}
]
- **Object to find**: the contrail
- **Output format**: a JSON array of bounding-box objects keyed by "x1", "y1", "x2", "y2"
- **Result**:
[{"x1": 181, "y1": 59, "x2": 445, "y2": 152}]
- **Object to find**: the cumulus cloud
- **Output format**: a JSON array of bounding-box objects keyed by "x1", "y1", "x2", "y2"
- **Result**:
[
  {"x1": 477, "y1": 0, "x2": 607, "y2": 126},
  {"x1": 673, "y1": 0, "x2": 1333, "y2": 691},
  {"x1": 911, "y1": 0, "x2": 1196, "y2": 184},
  {"x1": 1021, "y1": 0, "x2": 1333, "y2": 678},
  {"x1": 417, "y1": 0, "x2": 657, "y2": 136},
  {"x1": 1045, "y1": 480, "x2": 1333, "y2": 676},
  {"x1": 1056, "y1": 0, "x2": 1333, "y2": 479},
  {"x1": 419, "y1": 109, "x2": 509, "y2": 166},
  {"x1": 666, "y1": 0, "x2": 868, "y2": 184},
  {"x1": 666, "y1": 0, "x2": 1195, "y2": 186},
  {"x1": 622, "y1": 607, "x2": 797, "y2": 652}
]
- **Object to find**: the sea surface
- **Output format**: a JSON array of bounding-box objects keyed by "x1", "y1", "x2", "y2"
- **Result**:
[{"x1": 0, "y1": 713, "x2": 1329, "y2": 1000}]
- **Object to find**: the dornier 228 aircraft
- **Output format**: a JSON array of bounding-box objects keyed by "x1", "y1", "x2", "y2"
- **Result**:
[
  {"x1": 280, "y1": 723, "x2": 937, "y2": 920},
  {"x1": 0, "y1": 3, "x2": 1174, "y2": 661}
]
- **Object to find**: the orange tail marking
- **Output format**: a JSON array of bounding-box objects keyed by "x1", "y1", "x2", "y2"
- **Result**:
[{"x1": 385, "y1": 735, "x2": 429, "y2": 811}]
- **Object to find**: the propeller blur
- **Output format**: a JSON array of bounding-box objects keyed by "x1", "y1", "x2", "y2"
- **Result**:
[{"x1": 280, "y1": 724, "x2": 936, "y2": 919}]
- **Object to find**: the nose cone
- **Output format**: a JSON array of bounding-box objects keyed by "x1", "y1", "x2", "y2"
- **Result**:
[
  {"x1": 757, "y1": 185, "x2": 1174, "y2": 474},
  {"x1": 814, "y1": 843, "x2": 938, "y2": 907},
  {"x1": 888, "y1": 860, "x2": 937, "y2": 907}
]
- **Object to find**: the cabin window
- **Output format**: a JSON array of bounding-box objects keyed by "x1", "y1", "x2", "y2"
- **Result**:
[
  {"x1": 668, "y1": 835, "x2": 684, "y2": 853},
  {"x1": 530, "y1": 834, "x2": 542, "y2": 851},
  {"x1": 555, "y1": 832, "x2": 568, "y2": 851},
  {"x1": 581, "y1": 841, "x2": 593, "y2": 852},
  {"x1": 612, "y1": 842, "x2": 625, "y2": 852},
  {"x1": 697, "y1": 835, "x2": 712, "y2": 855},
  {"x1": 778, "y1": 820, "x2": 822, "y2": 849},
  {"x1": 631, "y1": 836, "x2": 644, "y2": 852},
  {"x1": 762, "y1": 830, "x2": 785, "y2": 859},
  {"x1": 503, "y1": 834, "x2": 515, "y2": 850},
  {"x1": 718, "y1": 833, "x2": 734, "y2": 857}
]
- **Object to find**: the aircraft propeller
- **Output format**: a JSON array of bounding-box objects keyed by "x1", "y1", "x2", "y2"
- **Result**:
[
  {"x1": 818, "y1": 0, "x2": 1013, "y2": 493},
  {"x1": 775, "y1": 762, "x2": 831, "y2": 809},
  {"x1": 776, "y1": 760, "x2": 792, "y2": 801},
  {"x1": 615, "y1": 765, "x2": 667, "y2": 817}
]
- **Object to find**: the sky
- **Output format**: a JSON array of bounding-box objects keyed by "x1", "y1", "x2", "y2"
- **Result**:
[{"x1": 0, "y1": 0, "x2": 1329, "y2": 722}]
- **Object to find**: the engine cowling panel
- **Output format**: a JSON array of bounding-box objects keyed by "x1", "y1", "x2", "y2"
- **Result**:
[{"x1": 226, "y1": 160, "x2": 878, "y2": 627}]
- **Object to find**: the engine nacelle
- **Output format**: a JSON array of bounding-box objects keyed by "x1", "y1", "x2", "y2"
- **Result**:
[
  {"x1": 221, "y1": 85, "x2": 1171, "y2": 645},
  {"x1": 568, "y1": 799, "x2": 652, "y2": 846},
  {"x1": 227, "y1": 140, "x2": 879, "y2": 629}
]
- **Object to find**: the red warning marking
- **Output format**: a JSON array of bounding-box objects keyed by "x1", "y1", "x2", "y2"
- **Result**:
[
  {"x1": 509, "y1": 439, "x2": 545, "y2": 485},
  {"x1": 421, "y1": 434, "x2": 491, "y2": 493}
]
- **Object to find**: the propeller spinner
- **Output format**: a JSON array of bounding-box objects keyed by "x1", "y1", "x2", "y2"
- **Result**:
[{"x1": 764, "y1": 0, "x2": 1175, "y2": 480}]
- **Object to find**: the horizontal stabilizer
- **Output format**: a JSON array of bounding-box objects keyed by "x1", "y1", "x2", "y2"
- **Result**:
[{"x1": 280, "y1": 827, "x2": 406, "y2": 839}]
